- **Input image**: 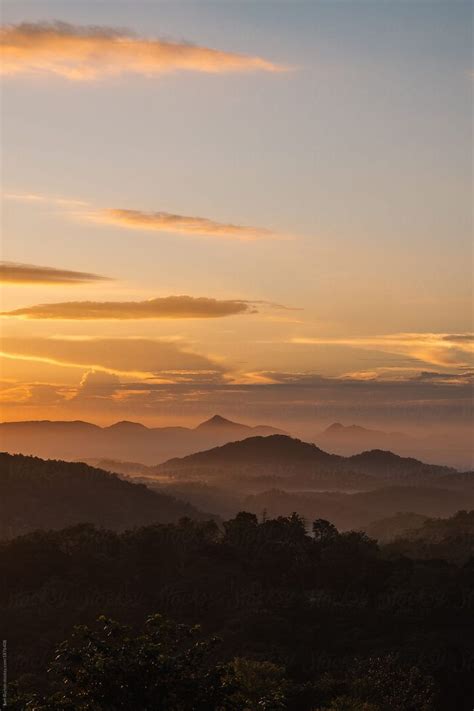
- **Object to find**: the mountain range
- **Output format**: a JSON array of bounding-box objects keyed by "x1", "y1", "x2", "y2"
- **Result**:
[
  {"x1": 0, "y1": 415, "x2": 284, "y2": 465},
  {"x1": 316, "y1": 422, "x2": 472, "y2": 470},
  {"x1": 158, "y1": 434, "x2": 459, "y2": 490},
  {"x1": 318, "y1": 422, "x2": 412, "y2": 454}
]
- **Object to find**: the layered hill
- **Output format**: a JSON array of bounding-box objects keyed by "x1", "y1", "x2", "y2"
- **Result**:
[
  {"x1": 0, "y1": 452, "x2": 209, "y2": 539},
  {"x1": 158, "y1": 434, "x2": 457, "y2": 489},
  {"x1": 318, "y1": 422, "x2": 413, "y2": 456},
  {"x1": 243, "y1": 486, "x2": 474, "y2": 532},
  {"x1": 0, "y1": 415, "x2": 284, "y2": 465},
  {"x1": 316, "y1": 422, "x2": 473, "y2": 470}
]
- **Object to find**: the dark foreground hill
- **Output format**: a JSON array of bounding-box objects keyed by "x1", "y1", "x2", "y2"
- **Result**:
[
  {"x1": 0, "y1": 452, "x2": 208, "y2": 538},
  {"x1": 0, "y1": 415, "x2": 284, "y2": 465},
  {"x1": 158, "y1": 434, "x2": 457, "y2": 489}
]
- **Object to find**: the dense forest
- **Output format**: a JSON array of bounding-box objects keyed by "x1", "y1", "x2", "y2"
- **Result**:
[
  {"x1": 3, "y1": 511, "x2": 474, "y2": 709},
  {"x1": 0, "y1": 452, "x2": 210, "y2": 538}
]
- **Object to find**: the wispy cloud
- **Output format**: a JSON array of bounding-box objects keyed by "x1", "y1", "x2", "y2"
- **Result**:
[
  {"x1": 0, "y1": 261, "x2": 111, "y2": 285},
  {"x1": 291, "y1": 333, "x2": 474, "y2": 368},
  {"x1": 86, "y1": 208, "x2": 276, "y2": 240},
  {"x1": 1, "y1": 295, "x2": 257, "y2": 320},
  {"x1": 3, "y1": 192, "x2": 88, "y2": 207},
  {"x1": 0, "y1": 336, "x2": 225, "y2": 381},
  {"x1": 0, "y1": 22, "x2": 285, "y2": 80},
  {"x1": 0, "y1": 381, "x2": 71, "y2": 405},
  {"x1": 4, "y1": 191, "x2": 278, "y2": 241}
]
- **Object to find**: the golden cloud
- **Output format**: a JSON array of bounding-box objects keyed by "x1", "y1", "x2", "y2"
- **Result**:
[
  {"x1": 75, "y1": 370, "x2": 121, "y2": 399},
  {"x1": 2, "y1": 295, "x2": 255, "y2": 320},
  {"x1": 0, "y1": 261, "x2": 111, "y2": 285},
  {"x1": 4, "y1": 191, "x2": 278, "y2": 241},
  {"x1": 291, "y1": 333, "x2": 474, "y2": 369},
  {"x1": 0, "y1": 337, "x2": 225, "y2": 380},
  {"x1": 0, "y1": 22, "x2": 285, "y2": 80},
  {"x1": 88, "y1": 208, "x2": 275, "y2": 240},
  {"x1": 0, "y1": 381, "x2": 71, "y2": 405}
]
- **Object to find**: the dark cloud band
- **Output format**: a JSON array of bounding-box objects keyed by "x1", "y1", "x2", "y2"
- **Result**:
[
  {"x1": 0, "y1": 261, "x2": 110, "y2": 285},
  {"x1": 1, "y1": 295, "x2": 256, "y2": 320}
]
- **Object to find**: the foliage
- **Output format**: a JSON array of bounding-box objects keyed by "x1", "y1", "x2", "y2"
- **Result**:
[{"x1": 3, "y1": 510, "x2": 474, "y2": 709}]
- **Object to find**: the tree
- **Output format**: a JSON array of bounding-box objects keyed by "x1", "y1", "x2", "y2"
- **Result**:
[
  {"x1": 312, "y1": 519, "x2": 339, "y2": 545},
  {"x1": 9, "y1": 614, "x2": 293, "y2": 711}
]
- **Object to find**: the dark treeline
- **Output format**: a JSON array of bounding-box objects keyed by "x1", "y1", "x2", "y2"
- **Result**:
[{"x1": 4, "y1": 511, "x2": 474, "y2": 710}]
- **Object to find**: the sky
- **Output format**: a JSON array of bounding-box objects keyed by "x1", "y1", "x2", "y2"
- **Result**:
[{"x1": 0, "y1": 0, "x2": 472, "y2": 436}]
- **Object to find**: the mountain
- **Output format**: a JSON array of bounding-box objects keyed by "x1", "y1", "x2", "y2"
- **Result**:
[
  {"x1": 163, "y1": 434, "x2": 338, "y2": 468},
  {"x1": 317, "y1": 422, "x2": 413, "y2": 457},
  {"x1": 0, "y1": 452, "x2": 209, "y2": 539},
  {"x1": 0, "y1": 415, "x2": 284, "y2": 465},
  {"x1": 345, "y1": 449, "x2": 454, "y2": 481},
  {"x1": 158, "y1": 434, "x2": 456, "y2": 490},
  {"x1": 323, "y1": 422, "x2": 405, "y2": 438},
  {"x1": 196, "y1": 414, "x2": 283, "y2": 436},
  {"x1": 317, "y1": 423, "x2": 473, "y2": 470}
]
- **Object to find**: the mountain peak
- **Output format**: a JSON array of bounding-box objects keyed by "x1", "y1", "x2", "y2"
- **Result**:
[
  {"x1": 106, "y1": 420, "x2": 149, "y2": 431},
  {"x1": 196, "y1": 414, "x2": 240, "y2": 429},
  {"x1": 325, "y1": 422, "x2": 344, "y2": 432},
  {"x1": 325, "y1": 422, "x2": 374, "y2": 434}
]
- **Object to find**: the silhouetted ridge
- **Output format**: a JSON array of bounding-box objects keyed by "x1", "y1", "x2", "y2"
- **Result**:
[
  {"x1": 347, "y1": 449, "x2": 454, "y2": 477},
  {"x1": 106, "y1": 420, "x2": 149, "y2": 432},
  {"x1": 159, "y1": 434, "x2": 456, "y2": 487},
  {"x1": 0, "y1": 417, "x2": 284, "y2": 464},
  {"x1": 162, "y1": 435, "x2": 339, "y2": 467},
  {"x1": 0, "y1": 452, "x2": 209, "y2": 538},
  {"x1": 196, "y1": 415, "x2": 242, "y2": 429},
  {"x1": 324, "y1": 423, "x2": 397, "y2": 436}
]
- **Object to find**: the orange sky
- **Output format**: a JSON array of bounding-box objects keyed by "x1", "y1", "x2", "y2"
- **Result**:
[{"x1": 1, "y1": 4, "x2": 472, "y2": 430}]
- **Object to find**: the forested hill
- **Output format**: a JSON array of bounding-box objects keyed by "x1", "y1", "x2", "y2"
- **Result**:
[
  {"x1": 159, "y1": 434, "x2": 456, "y2": 484},
  {"x1": 161, "y1": 435, "x2": 340, "y2": 468},
  {"x1": 0, "y1": 452, "x2": 209, "y2": 539}
]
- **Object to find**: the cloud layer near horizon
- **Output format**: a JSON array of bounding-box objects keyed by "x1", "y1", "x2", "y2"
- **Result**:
[
  {"x1": 88, "y1": 208, "x2": 275, "y2": 240},
  {"x1": 0, "y1": 336, "x2": 224, "y2": 380},
  {"x1": 291, "y1": 333, "x2": 474, "y2": 369},
  {"x1": 2, "y1": 295, "x2": 256, "y2": 320},
  {"x1": 0, "y1": 22, "x2": 284, "y2": 80},
  {"x1": 0, "y1": 261, "x2": 110, "y2": 285}
]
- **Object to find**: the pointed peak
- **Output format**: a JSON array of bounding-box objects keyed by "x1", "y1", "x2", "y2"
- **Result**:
[
  {"x1": 196, "y1": 414, "x2": 240, "y2": 429},
  {"x1": 325, "y1": 422, "x2": 344, "y2": 432}
]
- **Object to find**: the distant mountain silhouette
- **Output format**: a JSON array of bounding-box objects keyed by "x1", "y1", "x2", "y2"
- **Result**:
[
  {"x1": 0, "y1": 415, "x2": 284, "y2": 465},
  {"x1": 158, "y1": 434, "x2": 456, "y2": 489},
  {"x1": 0, "y1": 452, "x2": 209, "y2": 539},
  {"x1": 317, "y1": 421, "x2": 414, "y2": 457},
  {"x1": 324, "y1": 422, "x2": 405, "y2": 437},
  {"x1": 195, "y1": 414, "x2": 282, "y2": 436},
  {"x1": 163, "y1": 435, "x2": 338, "y2": 468}
]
